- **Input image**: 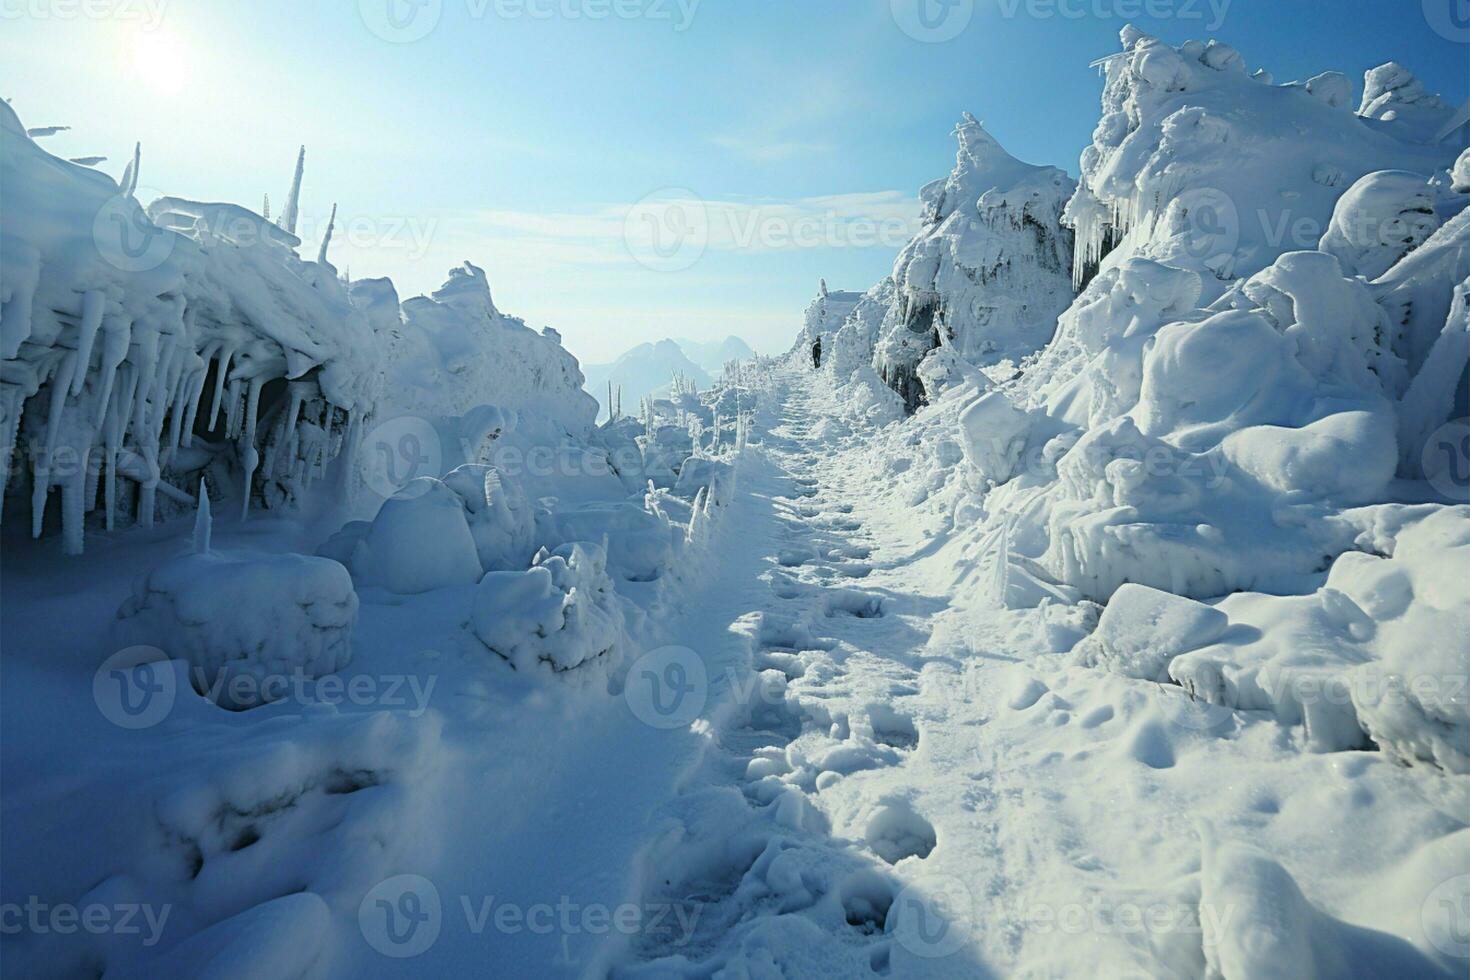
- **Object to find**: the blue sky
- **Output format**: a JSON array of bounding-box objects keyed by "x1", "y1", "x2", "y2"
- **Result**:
[{"x1": 3, "y1": 0, "x2": 1466, "y2": 363}]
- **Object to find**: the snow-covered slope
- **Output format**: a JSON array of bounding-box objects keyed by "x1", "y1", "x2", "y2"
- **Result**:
[{"x1": 821, "y1": 114, "x2": 1077, "y2": 410}]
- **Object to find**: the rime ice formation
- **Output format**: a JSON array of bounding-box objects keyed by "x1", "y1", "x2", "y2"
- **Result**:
[
  {"x1": 820, "y1": 114, "x2": 1076, "y2": 410},
  {"x1": 0, "y1": 100, "x2": 377, "y2": 553},
  {"x1": 0, "y1": 100, "x2": 596, "y2": 553}
]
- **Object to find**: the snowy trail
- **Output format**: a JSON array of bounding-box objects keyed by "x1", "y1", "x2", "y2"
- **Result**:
[{"x1": 597, "y1": 369, "x2": 1000, "y2": 978}]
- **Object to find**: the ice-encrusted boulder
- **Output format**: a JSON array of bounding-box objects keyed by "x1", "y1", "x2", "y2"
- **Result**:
[
  {"x1": 471, "y1": 541, "x2": 627, "y2": 673},
  {"x1": 116, "y1": 535, "x2": 358, "y2": 709},
  {"x1": 871, "y1": 114, "x2": 1075, "y2": 409}
]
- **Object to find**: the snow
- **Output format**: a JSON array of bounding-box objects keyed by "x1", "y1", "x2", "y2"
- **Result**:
[{"x1": 5, "y1": 15, "x2": 1470, "y2": 980}]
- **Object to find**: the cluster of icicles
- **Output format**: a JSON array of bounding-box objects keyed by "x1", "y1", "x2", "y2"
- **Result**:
[{"x1": 0, "y1": 314, "x2": 357, "y2": 555}]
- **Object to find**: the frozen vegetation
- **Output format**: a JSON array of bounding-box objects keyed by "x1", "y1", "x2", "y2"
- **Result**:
[{"x1": 3, "y1": 20, "x2": 1469, "y2": 980}]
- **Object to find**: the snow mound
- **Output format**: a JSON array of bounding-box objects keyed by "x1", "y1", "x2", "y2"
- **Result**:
[
  {"x1": 471, "y1": 541, "x2": 628, "y2": 674},
  {"x1": 1201, "y1": 839, "x2": 1446, "y2": 978},
  {"x1": 1073, "y1": 583, "x2": 1228, "y2": 682},
  {"x1": 1320, "y1": 169, "x2": 1442, "y2": 280},
  {"x1": 1064, "y1": 32, "x2": 1454, "y2": 292},
  {"x1": 115, "y1": 543, "x2": 358, "y2": 709},
  {"x1": 379, "y1": 261, "x2": 598, "y2": 435}
]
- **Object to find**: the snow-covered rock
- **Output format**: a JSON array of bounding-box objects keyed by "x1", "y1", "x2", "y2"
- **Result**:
[
  {"x1": 115, "y1": 539, "x2": 358, "y2": 709},
  {"x1": 320, "y1": 478, "x2": 484, "y2": 595},
  {"x1": 471, "y1": 541, "x2": 627, "y2": 674},
  {"x1": 1320, "y1": 170, "x2": 1442, "y2": 280}
]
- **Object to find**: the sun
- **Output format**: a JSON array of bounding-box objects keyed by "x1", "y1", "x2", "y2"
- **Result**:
[{"x1": 131, "y1": 29, "x2": 190, "y2": 96}]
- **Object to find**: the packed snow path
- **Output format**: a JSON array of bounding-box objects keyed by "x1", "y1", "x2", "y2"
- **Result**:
[{"x1": 598, "y1": 368, "x2": 988, "y2": 978}]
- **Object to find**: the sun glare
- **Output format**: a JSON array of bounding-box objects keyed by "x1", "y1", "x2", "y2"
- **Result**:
[{"x1": 131, "y1": 29, "x2": 189, "y2": 96}]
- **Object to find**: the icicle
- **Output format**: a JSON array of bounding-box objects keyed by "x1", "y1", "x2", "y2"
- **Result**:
[
  {"x1": 224, "y1": 377, "x2": 244, "y2": 438},
  {"x1": 120, "y1": 142, "x2": 141, "y2": 198},
  {"x1": 61, "y1": 449, "x2": 88, "y2": 556},
  {"x1": 180, "y1": 367, "x2": 207, "y2": 448},
  {"x1": 208, "y1": 346, "x2": 235, "y2": 432},
  {"x1": 0, "y1": 385, "x2": 25, "y2": 504},
  {"x1": 92, "y1": 315, "x2": 130, "y2": 428},
  {"x1": 239, "y1": 376, "x2": 263, "y2": 521},
  {"x1": 280, "y1": 145, "x2": 305, "y2": 235},
  {"x1": 42, "y1": 352, "x2": 77, "y2": 467},
  {"x1": 317, "y1": 203, "x2": 336, "y2": 264},
  {"x1": 71, "y1": 290, "x2": 105, "y2": 396},
  {"x1": 193, "y1": 478, "x2": 212, "y2": 554}
]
